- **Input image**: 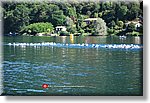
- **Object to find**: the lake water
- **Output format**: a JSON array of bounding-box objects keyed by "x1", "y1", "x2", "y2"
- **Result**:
[{"x1": 2, "y1": 36, "x2": 143, "y2": 96}]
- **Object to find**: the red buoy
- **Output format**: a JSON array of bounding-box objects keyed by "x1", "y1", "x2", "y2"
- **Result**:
[{"x1": 42, "y1": 84, "x2": 49, "y2": 88}]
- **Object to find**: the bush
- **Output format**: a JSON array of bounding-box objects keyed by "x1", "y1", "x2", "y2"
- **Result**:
[
  {"x1": 127, "y1": 31, "x2": 140, "y2": 36},
  {"x1": 139, "y1": 25, "x2": 143, "y2": 33},
  {"x1": 107, "y1": 28, "x2": 114, "y2": 34},
  {"x1": 132, "y1": 31, "x2": 140, "y2": 36},
  {"x1": 20, "y1": 22, "x2": 54, "y2": 35},
  {"x1": 79, "y1": 29, "x2": 85, "y2": 34},
  {"x1": 117, "y1": 21, "x2": 124, "y2": 29},
  {"x1": 94, "y1": 18, "x2": 107, "y2": 35},
  {"x1": 126, "y1": 23, "x2": 135, "y2": 32}
]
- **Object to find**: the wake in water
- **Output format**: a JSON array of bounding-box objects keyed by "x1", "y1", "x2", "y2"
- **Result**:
[{"x1": 5, "y1": 42, "x2": 143, "y2": 50}]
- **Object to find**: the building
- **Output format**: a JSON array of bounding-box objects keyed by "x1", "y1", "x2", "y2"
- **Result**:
[
  {"x1": 84, "y1": 18, "x2": 97, "y2": 24},
  {"x1": 55, "y1": 26, "x2": 67, "y2": 33},
  {"x1": 135, "y1": 22, "x2": 142, "y2": 28},
  {"x1": 125, "y1": 21, "x2": 142, "y2": 31}
]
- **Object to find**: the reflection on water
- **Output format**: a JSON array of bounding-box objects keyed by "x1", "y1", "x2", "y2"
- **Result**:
[
  {"x1": 134, "y1": 36, "x2": 142, "y2": 44},
  {"x1": 3, "y1": 36, "x2": 143, "y2": 96},
  {"x1": 70, "y1": 34, "x2": 74, "y2": 44},
  {"x1": 3, "y1": 35, "x2": 143, "y2": 44}
]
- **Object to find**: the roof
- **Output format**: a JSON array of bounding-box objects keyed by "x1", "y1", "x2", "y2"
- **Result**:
[
  {"x1": 125, "y1": 21, "x2": 141, "y2": 25},
  {"x1": 55, "y1": 26, "x2": 66, "y2": 28},
  {"x1": 84, "y1": 18, "x2": 97, "y2": 21}
]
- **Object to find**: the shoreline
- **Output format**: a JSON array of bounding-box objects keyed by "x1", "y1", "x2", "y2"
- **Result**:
[{"x1": 4, "y1": 33, "x2": 143, "y2": 37}]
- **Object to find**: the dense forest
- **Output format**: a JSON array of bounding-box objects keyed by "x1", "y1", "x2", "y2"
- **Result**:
[{"x1": 2, "y1": 0, "x2": 143, "y2": 36}]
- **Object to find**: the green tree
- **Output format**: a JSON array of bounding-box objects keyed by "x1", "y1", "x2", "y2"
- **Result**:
[
  {"x1": 65, "y1": 16, "x2": 76, "y2": 34},
  {"x1": 117, "y1": 21, "x2": 124, "y2": 29},
  {"x1": 2, "y1": 1, "x2": 142, "y2": 35},
  {"x1": 51, "y1": 10, "x2": 66, "y2": 27},
  {"x1": 108, "y1": 20, "x2": 115, "y2": 28},
  {"x1": 126, "y1": 2, "x2": 141, "y2": 20},
  {"x1": 21, "y1": 22, "x2": 54, "y2": 35},
  {"x1": 94, "y1": 13, "x2": 98, "y2": 18},
  {"x1": 117, "y1": 5, "x2": 128, "y2": 20},
  {"x1": 100, "y1": 1, "x2": 113, "y2": 11},
  {"x1": 94, "y1": 18, "x2": 107, "y2": 35},
  {"x1": 127, "y1": 23, "x2": 135, "y2": 32},
  {"x1": 102, "y1": 10, "x2": 115, "y2": 25},
  {"x1": 82, "y1": 2, "x2": 95, "y2": 15},
  {"x1": 93, "y1": 3, "x2": 100, "y2": 13},
  {"x1": 86, "y1": 11, "x2": 91, "y2": 17},
  {"x1": 67, "y1": 7, "x2": 77, "y2": 18},
  {"x1": 29, "y1": 3, "x2": 49, "y2": 23},
  {"x1": 3, "y1": 3, "x2": 30, "y2": 33}
]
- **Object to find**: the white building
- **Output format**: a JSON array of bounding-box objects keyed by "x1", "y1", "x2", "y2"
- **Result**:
[
  {"x1": 84, "y1": 18, "x2": 97, "y2": 24},
  {"x1": 125, "y1": 21, "x2": 142, "y2": 31},
  {"x1": 135, "y1": 22, "x2": 142, "y2": 28},
  {"x1": 55, "y1": 26, "x2": 67, "y2": 32}
]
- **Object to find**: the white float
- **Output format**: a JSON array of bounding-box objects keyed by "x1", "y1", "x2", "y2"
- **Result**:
[{"x1": 5, "y1": 42, "x2": 143, "y2": 49}]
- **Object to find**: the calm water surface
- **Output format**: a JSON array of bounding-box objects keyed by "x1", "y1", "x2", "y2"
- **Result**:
[{"x1": 3, "y1": 36, "x2": 143, "y2": 95}]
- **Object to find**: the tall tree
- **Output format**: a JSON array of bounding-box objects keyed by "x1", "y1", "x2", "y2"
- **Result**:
[
  {"x1": 65, "y1": 16, "x2": 76, "y2": 34},
  {"x1": 126, "y1": 2, "x2": 141, "y2": 20},
  {"x1": 4, "y1": 3, "x2": 30, "y2": 33},
  {"x1": 51, "y1": 10, "x2": 66, "y2": 27},
  {"x1": 94, "y1": 18, "x2": 107, "y2": 35}
]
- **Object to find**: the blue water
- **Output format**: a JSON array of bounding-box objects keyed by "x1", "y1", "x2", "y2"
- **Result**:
[
  {"x1": 5, "y1": 42, "x2": 142, "y2": 50},
  {"x1": 2, "y1": 36, "x2": 143, "y2": 96}
]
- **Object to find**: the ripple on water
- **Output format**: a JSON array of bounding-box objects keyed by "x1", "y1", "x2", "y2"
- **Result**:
[
  {"x1": 8, "y1": 88, "x2": 47, "y2": 93},
  {"x1": 71, "y1": 73, "x2": 89, "y2": 77},
  {"x1": 26, "y1": 89, "x2": 46, "y2": 93},
  {"x1": 16, "y1": 91, "x2": 27, "y2": 94},
  {"x1": 127, "y1": 88, "x2": 134, "y2": 90},
  {"x1": 17, "y1": 81, "x2": 25, "y2": 84},
  {"x1": 63, "y1": 82, "x2": 71, "y2": 85},
  {"x1": 114, "y1": 72, "x2": 126, "y2": 75},
  {"x1": 4, "y1": 61, "x2": 30, "y2": 65}
]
